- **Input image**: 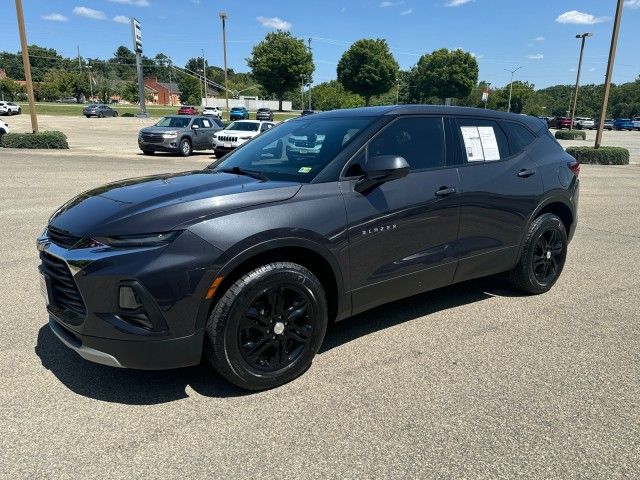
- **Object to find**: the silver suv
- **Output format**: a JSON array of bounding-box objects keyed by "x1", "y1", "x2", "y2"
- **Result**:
[{"x1": 138, "y1": 115, "x2": 223, "y2": 156}]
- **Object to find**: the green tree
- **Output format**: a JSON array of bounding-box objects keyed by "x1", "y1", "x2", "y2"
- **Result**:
[
  {"x1": 38, "y1": 69, "x2": 89, "y2": 102},
  {"x1": 177, "y1": 75, "x2": 201, "y2": 105},
  {"x1": 307, "y1": 80, "x2": 364, "y2": 111},
  {"x1": 0, "y1": 77, "x2": 25, "y2": 101},
  {"x1": 110, "y1": 46, "x2": 136, "y2": 80},
  {"x1": 413, "y1": 48, "x2": 478, "y2": 102},
  {"x1": 337, "y1": 39, "x2": 398, "y2": 106},
  {"x1": 612, "y1": 103, "x2": 631, "y2": 118},
  {"x1": 247, "y1": 31, "x2": 314, "y2": 111}
]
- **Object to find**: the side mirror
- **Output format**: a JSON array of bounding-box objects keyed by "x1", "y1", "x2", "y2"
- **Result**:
[{"x1": 355, "y1": 155, "x2": 409, "y2": 193}]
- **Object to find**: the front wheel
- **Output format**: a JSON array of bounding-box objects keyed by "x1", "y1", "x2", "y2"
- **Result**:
[
  {"x1": 178, "y1": 138, "x2": 191, "y2": 157},
  {"x1": 113, "y1": 112, "x2": 118, "y2": 117},
  {"x1": 508, "y1": 213, "x2": 567, "y2": 294},
  {"x1": 205, "y1": 262, "x2": 328, "y2": 390}
]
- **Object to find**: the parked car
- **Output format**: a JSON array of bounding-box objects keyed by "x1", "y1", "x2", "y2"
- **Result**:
[
  {"x1": 138, "y1": 115, "x2": 223, "y2": 156},
  {"x1": 229, "y1": 106, "x2": 250, "y2": 120},
  {"x1": 83, "y1": 104, "x2": 118, "y2": 118},
  {"x1": 613, "y1": 118, "x2": 634, "y2": 131},
  {"x1": 633, "y1": 117, "x2": 640, "y2": 131},
  {"x1": 202, "y1": 106, "x2": 222, "y2": 118},
  {"x1": 600, "y1": 119, "x2": 614, "y2": 130},
  {"x1": 177, "y1": 105, "x2": 199, "y2": 115},
  {"x1": 301, "y1": 109, "x2": 316, "y2": 116},
  {"x1": 57, "y1": 96, "x2": 79, "y2": 104},
  {"x1": 549, "y1": 117, "x2": 572, "y2": 129},
  {"x1": 0, "y1": 118, "x2": 9, "y2": 135},
  {"x1": 574, "y1": 117, "x2": 595, "y2": 130},
  {"x1": 38, "y1": 105, "x2": 579, "y2": 390},
  {"x1": 212, "y1": 120, "x2": 274, "y2": 158},
  {"x1": 0, "y1": 101, "x2": 21, "y2": 115},
  {"x1": 255, "y1": 107, "x2": 274, "y2": 121}
]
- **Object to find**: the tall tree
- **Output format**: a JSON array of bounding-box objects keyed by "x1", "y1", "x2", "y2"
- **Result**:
[
  {"x1": 177, "y1": 75, "x2": 201, "y2": 105},
  {"x1": 413, "y1": 48, "x2": 478, "y2": 102},
  {"x1": 337, "y1": 39, "x2": 398, "y2": 106},
  {"x1": 247, "y1": 31, "x2": 314, "y2": 111}
]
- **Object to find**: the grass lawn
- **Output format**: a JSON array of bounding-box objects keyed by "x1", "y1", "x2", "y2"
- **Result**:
[{"x1": 17, "y1": 103, "x2": 299, "y2": 121}]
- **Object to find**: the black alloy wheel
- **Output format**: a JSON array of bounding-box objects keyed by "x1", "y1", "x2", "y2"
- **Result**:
[{"x1": 531, "y1": 228, "x2": 564, "y2": 285}]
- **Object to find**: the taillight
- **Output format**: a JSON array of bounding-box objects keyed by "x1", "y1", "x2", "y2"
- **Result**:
[{"x1": 569, "y1": 160, "x2": 580, "y2": 177}]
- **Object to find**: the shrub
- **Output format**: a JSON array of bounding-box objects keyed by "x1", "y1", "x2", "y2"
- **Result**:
[
  {"x1": 566, "y1": 146, "x2": 629, "y2": 165},
  {"x1": 0, "y1": 131, "x2": 68, "y2": 149},
  {"x1": 555, "y1": 130, "x2": 586, "y2": 140},
  {"x1": 120, "y1": 112, "x2": 135, "y2": 117}
]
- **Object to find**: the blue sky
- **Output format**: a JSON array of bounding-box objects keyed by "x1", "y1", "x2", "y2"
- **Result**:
[{"x1": 1, "y1": 0, "x2": 639, "y2": 89}]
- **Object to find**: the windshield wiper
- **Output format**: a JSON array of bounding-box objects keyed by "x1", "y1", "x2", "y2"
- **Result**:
[{"x1": 219, "y1": 166, "x2": 269, "y2": 181}]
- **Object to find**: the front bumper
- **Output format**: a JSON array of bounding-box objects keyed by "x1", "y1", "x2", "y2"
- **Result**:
[
  {"x1": 38, "y1": 229, "x2": 223, "y2": 369},
  {"x1": 138, "y1": 137, "x2": 180, "y2": 152}
]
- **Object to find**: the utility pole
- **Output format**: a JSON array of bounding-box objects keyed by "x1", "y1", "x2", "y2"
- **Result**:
[
  {"x1": 300, "y1": 74, "x2": 305, "y2": 111},
  {"x1": 219, "y1": 12, "x2": 229, "y2": 120},
  {"x1": 202, "y1": 49, "x2": 208, "y2": 107},
  {"x1": 504, "y1": 66, "x2": 523, "y2": 113},
  {"x1": 88, "y1": 65, "x2": 93, "y2": 101},
  {"x1": 168, "y1": 59, "x2": 173, "y2": 106},
  {"x1": 307, "y1": 37, "x2": 312, "y2": 110},
  {"x1": 595, "y1": 0, "x2": 624, "y2": 149},
  {"x1": 396, "y1": 77, "x2": 400, "y2": 105},
  {"x1": 570, "y1": 33, "x2": 593, "y2": 131},
  {"x1": 14, "y1": 0, "x2": 37, "y2": 132},
  {"x1": 77, "y1": 46, "x2": 81, "y2": 69}
]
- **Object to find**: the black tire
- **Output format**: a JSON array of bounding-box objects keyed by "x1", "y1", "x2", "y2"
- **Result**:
[
  {"x1": 142, "y1": 150, "x2": 155, "y2": 155},
  {"x1": 214, "y1": 148, "x2": 225, "y2": 159},
  {"x1": 205, "y1": 262, "x2": 328, "y2": 390},
  {"x1": 113, "y1": 111, "x2": 118, "y2": 117},
  {"x1": 178, "y1": 138, "x2": 191, "y2": 157},
  {"x1": 508, "y1": 213, "x2": 568, "y2": 294},
  {"x1": 85, "y1": 115, "x2": 91, "y2": 118}
]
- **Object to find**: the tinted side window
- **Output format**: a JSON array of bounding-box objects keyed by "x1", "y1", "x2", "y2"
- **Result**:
[
  {"x1": 501, "y1": 121, "x2": 536, "y2": 154},
  {"x1": 368, "y1": 117, "x2": 445, "y2": 171},
  {"x1": 454, "y1": 118, "x2": 509, "y2": 163}
]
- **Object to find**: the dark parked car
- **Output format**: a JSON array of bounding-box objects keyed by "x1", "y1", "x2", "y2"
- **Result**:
[
  {"x1": 230, "y1": 106, "x2": 250, "y2": 120},
  {"x1": 613, "y1": 118, "x2": 634, "y2": 131},
  {"x1": 255, "y1": 107, "x2": 273, "y2": 121},
  {"x1": 548, "y1": 117, "x2": 572, "y2": 129},
  {"x1": 83, "y1": 104, "x2": 118, "y2": 118},
  {"x1": 301, "y1": 109, "x2": 316, "y2": 116},
  {"x1": 138, "y1": 115, "x2": 223, "y2": 156},
  {"x1": 38, "y1": 106, "x2": 579, "y2": 390},
  {"x1": 177, "y1": 106, "x2": 199, "y2": 115}
]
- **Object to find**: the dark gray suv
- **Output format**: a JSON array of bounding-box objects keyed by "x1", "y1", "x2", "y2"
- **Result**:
[
  {"x1": 38, "y1": 106, "x2": 579, "y2": 390},
  {"x1": 138, "y1": 115, "x2": 223, "y2": 156}
]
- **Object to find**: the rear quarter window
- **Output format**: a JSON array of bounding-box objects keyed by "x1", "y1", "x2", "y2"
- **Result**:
[
  {"x1": 454, "y1": 118, "x2": 510, "y2": 163},
  {"x1": 501, "y1": 121, "x2": 537, "y2": 154}
]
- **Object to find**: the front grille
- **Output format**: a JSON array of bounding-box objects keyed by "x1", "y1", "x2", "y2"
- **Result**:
[
  {"x1": 141, "y1": 133, "x2": 164, "y2": 144},
  {"x1": 48, "y1": 226, "x2": 81, "y2": 249},
  {"x1": 40, "y1": 251, "x2": 86, "y2": 317},
  {"x1": 217, "y1": 135, "x2": 238, "y2": 142}
]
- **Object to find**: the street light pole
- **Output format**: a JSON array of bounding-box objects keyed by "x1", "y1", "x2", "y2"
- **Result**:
[
  {"x1": 14, "y1": 0, "x2": 38, "y2": 132},
  {"x1": 595, "y1": 0, "x2": 624, "y2": 149},
  {"x1": 570, "y1": 33, "x2": 593, "y2": 131},
  {"x1": 202, "y1": 48, "x2": 208, "y2": 107},
  {"x1": 307, "y1": 38, "x2": 312, "y2": 110},
  {"x1": 504, "y1": 66, "x2": 523, "y2": 113},
  {"x1": 219, "y1": 12, "x2": 229, "y2": 121}
]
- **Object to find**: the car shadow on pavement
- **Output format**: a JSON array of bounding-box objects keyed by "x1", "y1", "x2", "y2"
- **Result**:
[{"x1": 34, "y1": 275, "x2": 520, "y2": 404}]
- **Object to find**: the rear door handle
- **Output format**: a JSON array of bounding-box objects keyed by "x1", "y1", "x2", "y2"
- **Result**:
[
  {"x1": 517, "y1": 168, "x2": 536, "y2": 178},
  {"x1": 435, "y1": 186, "x2": 456, "y2": 197}
]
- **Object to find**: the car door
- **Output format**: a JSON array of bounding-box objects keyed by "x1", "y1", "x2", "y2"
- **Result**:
[
  {"x1": 340, "y1": 115, "x2": 461, "y2": 315},
  {"x1": 451, "y1": 117, "x2": 543, "y2": 282},
  {"x1": 190, "y1": 118, "x2": 207, "y2": 149},
  {"x1": 199, "y1": 117, "x2": 216, "y2": 148}
]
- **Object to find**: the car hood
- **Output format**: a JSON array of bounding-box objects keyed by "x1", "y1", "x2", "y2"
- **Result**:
[
  {"x1": 139, "y1": 126, "x2": 189, "y2": 134},
  {"x1": 49, "y1": 171, "x2": 302, "y2": 237},
  {"x1": 218, "y1": 129, "x2": 259, "y2": 137}
]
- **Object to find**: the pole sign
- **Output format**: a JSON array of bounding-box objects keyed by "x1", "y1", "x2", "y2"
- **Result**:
[
  {"x1": 482, "y1": 90, "x2": 489, "y2": 103},
  {"x1": 131, "y1": 18, "x2": 142, "y2": 53}
]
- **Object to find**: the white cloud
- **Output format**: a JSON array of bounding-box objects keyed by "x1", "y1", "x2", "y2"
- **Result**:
[
  {"x1": 73, "y1": 6, "x2": 107, "y2": 20},
  {"x1": 256, "y1": 16, "x2": 292, "y2": 30},
  {"x1": 400, "y1": 8, "x2": 413, "y2": 15},
  {"x1": 445, "y1": 0, "x2": 473, "y2": 7},
  {"x1": 41, "y1": 13, "x2": 68, "y2": 22},
  {"x1": 380, "y1": 1, "x2": 394, "y2": 7},
  {"x1": 340, "y1": 7, "x2": 346, "y2": 13},
  {"x1": 555, "y1": 10, "x2": 610, "y2": 25},
  {"x1": 527, "y1": 53, "x2": 544, "y2": 60},
  {"x1": 625, "y1": 0, "x2": 640, "y2": 9},
  {"x1": 113, "y1": 15, "x2": 130, "y2": 24},
  {"x1": 534, "y1": 36, "x2": 545, "y2": 42},
  {"x1": 470, "y1": 52, "x2": 484, "y2": 59},
  {"x1": 109, "y1": 0, "x2": 150, "y2": 6}
]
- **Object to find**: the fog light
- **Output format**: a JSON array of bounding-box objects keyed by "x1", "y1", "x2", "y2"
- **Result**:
[{"x1": 119, "y1": 286, "x2": 142, "y2": 310}]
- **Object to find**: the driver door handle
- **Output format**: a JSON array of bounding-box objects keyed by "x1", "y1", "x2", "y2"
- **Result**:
[
  {"x1": 435, "y1": 186, "x2": 456, "y2": 197},
  {"x1": 517, "y1": 168, "x2": 536, "y2": 178}
]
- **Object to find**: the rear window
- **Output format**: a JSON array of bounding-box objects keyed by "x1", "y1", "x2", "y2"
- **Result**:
[
  {"x1": 227, "y1": 121, "x2": 259, "y2": 131},
  {"x1": 501, "y1": 121, "x2": 536, "y2": 154}
]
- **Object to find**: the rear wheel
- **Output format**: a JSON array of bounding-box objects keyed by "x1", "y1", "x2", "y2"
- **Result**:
[
  {"x1": 178, "y1": 138, "x2": 192, "y2": 157},
  {"x1": 508, "y1": 213, "x2": 567, "y2": 294},
  {"x1": 85, "y1": 115, "x2": 91, "y2": 118},
  {"x1": 205, "y1": 262, "x2": 328, "y2": 390},
  {"x1": 113, "y1": 112, "x2": 118, "y2": 117}
]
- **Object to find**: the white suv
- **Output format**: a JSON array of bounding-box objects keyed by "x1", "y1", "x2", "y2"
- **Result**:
[
  {"x1": 0, "y1": 118, "x2": 9, "y2": 135},
  {"x1": 574, "y1": 117, "x2": 595, "y2": 130},
  {"x1": 212, "y1": 120, "x2": 275, "y2": 157},
  {"x1": 0, "y1": 102, "x2": 21, "y2": 115},
  {"x1": 202, "y1": 106, "x2": 222, "y2": 119}
]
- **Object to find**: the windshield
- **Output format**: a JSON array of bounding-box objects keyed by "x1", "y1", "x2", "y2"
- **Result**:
[
  {"x1": 210, "y1": 117, "x2": 373, "y2": 183},
  {"x1": 226, "y1": 121, "x2": 260, "y2": 131},
  {"x1": 155, "y1": 116, "x2": 191, "y2": 128},
  {"x1": 231, "y1": 108, "x2": 244, "y2": 111}
]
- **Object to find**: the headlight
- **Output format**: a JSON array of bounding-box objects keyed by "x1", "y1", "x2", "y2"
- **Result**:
[
  {"x1": 162, "y1": 131, "x2": 178, "y2": 138},
  {"x1": 93, "y1": 231, "x2": 183, "y2": 248}
]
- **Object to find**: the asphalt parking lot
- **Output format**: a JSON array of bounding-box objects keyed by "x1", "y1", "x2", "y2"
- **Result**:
[{"x1": 1, "y1": 146, "x2": 639, "y2": 478}]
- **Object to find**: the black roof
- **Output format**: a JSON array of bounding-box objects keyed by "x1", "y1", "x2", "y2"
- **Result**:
[{"x1": 309, "y1": 105, "x2": 546, "y2": 131}]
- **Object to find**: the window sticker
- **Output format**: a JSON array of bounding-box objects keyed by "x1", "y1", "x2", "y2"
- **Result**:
[
  {"x1": 460, "y1": 126, "x2": 501, "y2": 162},
  {"x1": 478, "y1": 127, "x2": 500, "y2": 161},
  {"x1": 298, "y1": 166, "x2": 312, "y2": 173}
]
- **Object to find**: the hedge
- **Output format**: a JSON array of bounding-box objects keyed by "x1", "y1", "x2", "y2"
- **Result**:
[
  {"x1": 0, "y1": 131, "x2": 69, "y2": 149},
  {"x1": 555, "y1": 130, "x2": 586, "y2": 140},
  {"x1": 566, "y1": 146, "x2": 629, "y2": 165},
  {"x1": 120, "y1": 112, "x2": 135, "y2": 117}
]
